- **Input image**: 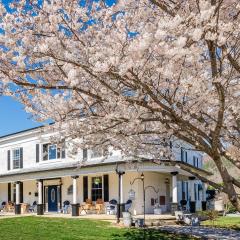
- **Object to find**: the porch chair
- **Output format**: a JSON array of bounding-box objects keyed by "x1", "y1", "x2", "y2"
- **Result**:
[
  {"x1": 124, "y1": 199, "x2": 132, "y2": 212},
  {"x1": 0, "y1": 201, "x2": 6, "y2": 212},
  {"x1": 21, "y1": 203, "x2": 30, "y2": 214},
  {"x1": 106, "y1": 199, "x2": 117, "y2": 215},
  {"x1": 85, "y1": 199, "x2": 94, "y2": 210},
  {"x1": 29, "y1": 201, "x2": 37, "y2": 213},
  {"x1": 62, "y1": 200, "x2": 71, "y2": 214},
  {"x1": 6, "y1": 201, "x2": 15, "y2": 212},
  {"x1": 95, "y1": 199, "x2": 104, "y2": 214},
  {"x1": 180, "y1": 200, "x2": 187, "y2": 211},
  {"x1": 175, "y1": 210, "x2": 184, "y2": 222}
]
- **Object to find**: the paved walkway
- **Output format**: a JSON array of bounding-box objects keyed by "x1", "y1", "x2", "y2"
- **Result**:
[{"x1": 159, "y1": 225, "x2": 240, "y2": 240}]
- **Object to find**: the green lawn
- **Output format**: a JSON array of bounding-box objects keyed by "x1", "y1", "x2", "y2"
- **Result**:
[
  {"x1": 0, "y1": 216, "x2": 195, "y2": 240},
  {"x1": 202, "y1": 216, "x2": 240, "y2": 230}
]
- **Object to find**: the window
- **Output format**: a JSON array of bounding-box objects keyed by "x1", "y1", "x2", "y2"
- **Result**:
[
  {"x1": 91, "y1": 149, "x2": 103, "y2": 159},
  {"x1": 182, "y1": 181, "x2": 186, "y2": 200},
  {"x1": 91, "y1": 177, "x2": 102, "y2": 201},
  {"x1": 181, "y1": 148, "x2": 188, "y2": 163},
  {"x1": 83, "y1": 149, "x2": 88, "y2": 161},
  {"x1": 12, "y1": 148, "x2": 21, "y2": 169},
  {"x1": 193, "y1": 156, "x2": 199, "y2": 168},
  {"x1": 42, "y1": 143, "x2": 65, "y2": 161},
  {"x1": 194, "y1": 184, "x2": 198, "y2": 201},
  {"x1": 49, "y1": 145, "x2": 57, "y2": 160}
]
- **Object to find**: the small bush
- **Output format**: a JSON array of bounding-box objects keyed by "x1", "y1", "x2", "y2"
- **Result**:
[
  {"x1": 225, "y1": 202, "x2": 237, "y2": 214},
  {"x1": 197, "y1": 210, "x2": 219, "y2": 223}
]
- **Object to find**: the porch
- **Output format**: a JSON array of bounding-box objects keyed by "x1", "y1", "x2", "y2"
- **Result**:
[{"x1": 0, "y1": 161, "x2": 208, "y2": 217}]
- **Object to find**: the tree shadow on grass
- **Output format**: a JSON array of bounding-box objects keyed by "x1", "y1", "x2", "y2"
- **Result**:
[{"x1": 112, "y1": 228, "x2": 188, "y2": 240}]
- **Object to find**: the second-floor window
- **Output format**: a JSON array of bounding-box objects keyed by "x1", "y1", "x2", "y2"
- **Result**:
[
  {"x1": 12, "y1": 148, "x2": 21, "y2": 169},
  {"x1": 181, "y1": 148, "x2": 188, "y2": 163},
  {"x1": 91, "y1": 149, "x2": 103, "y2": 159},
  {"x1": 42, "y1": 143, "x2": 65, "y2": 161},
  {"x1": 193, "y1": 156, "x2": 201, "y2": 168}
]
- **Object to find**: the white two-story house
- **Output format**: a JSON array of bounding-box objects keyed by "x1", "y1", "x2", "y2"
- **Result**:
[{"x1": 0, "y1": 126, "x2": 211, "y2": 216}]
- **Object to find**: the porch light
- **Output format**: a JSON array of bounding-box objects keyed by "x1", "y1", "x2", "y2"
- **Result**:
[
  {"x1": 141, "y1": 173, "x2": 144, "y2": 180},
  {"x1": 94, "y1": 177, "x2": 101, "y2": 185},
  {"x1": 128, "y1": 189, "x2": 136, "y2": 200}
]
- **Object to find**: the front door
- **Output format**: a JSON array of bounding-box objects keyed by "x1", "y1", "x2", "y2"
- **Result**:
[{"x1": 48, "y1": 185, "x2": 58, "y2": 212}]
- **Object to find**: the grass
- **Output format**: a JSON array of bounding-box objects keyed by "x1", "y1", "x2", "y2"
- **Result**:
[
  {"x1": 0, "y1": 216, "x2": 196, "y2": 240},
  {"x1": 202, "y1": 216, "x2": 240, "y2": 230}
]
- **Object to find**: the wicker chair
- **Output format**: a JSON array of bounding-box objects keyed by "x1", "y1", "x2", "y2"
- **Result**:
[{"x1": 95, "y1": 199, "x2": 104, "y2": 214}]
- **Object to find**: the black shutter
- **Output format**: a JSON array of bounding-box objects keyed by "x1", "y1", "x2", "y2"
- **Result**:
[
  {"x1": 181, "y1": 181, "x2": 184, "y2": 200},
  {"x1": 61, "y1": 147, "x2": 66, "y2": 159},
  {"x1": 83, "y1": 176, "x2": 88, "y2": 202},
  {"x1": 83, "y1": 149, "x2": 88, "y2": 161},
  {"x1": 20, "y1": 182, "x2": 23, "y2": 203},
  {"x1": 20, "y1": 147, "x2": 23, "y2": 168},
  {"x1": 13, "y1": 184, "x2": 16, "y2": 203},
  {"x1": 180, "y1": 148, "x2": 184, "y2": 162},
  {"x1": 103, "y1": 175, "x2": 109, "y2": 202},
  {"x1": 185, "y1": 151, "x2": 188, "y2": 163},
  {"x1": 36, "y1": 144, "x2": 39, "y2": 162},
  {"x1": 7, "y1": 150, "x2": 11, "y2": 170},
  {"x1": 8, "y1": 183, "x2": 11, "y2": 202}
]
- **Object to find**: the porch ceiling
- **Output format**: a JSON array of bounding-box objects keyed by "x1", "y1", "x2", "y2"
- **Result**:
[{"x1": 0, "y1": 160, "x2": 212, "y2": 183}]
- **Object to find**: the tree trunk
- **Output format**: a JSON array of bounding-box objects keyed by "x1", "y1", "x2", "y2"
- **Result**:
[{"x1": 213, "y1": 154, "x2": 240, "y2": 211}]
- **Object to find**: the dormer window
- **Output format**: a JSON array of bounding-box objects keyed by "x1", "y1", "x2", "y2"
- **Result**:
[{"x1": 42, "y1": 143, "x2": 65, "y2": 161}]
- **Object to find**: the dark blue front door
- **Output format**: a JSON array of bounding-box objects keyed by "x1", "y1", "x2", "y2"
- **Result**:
[{"x1": 48, "y1": 186, "x2": 58, "y2": 212}]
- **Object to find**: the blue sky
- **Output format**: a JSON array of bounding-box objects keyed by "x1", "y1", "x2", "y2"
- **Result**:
[
  {"x1": 0, "y1": 0, "x2": 43, "y2": 136},
  {"x1": 0, "y1": 96, "x2": 43, "y2": 136}
]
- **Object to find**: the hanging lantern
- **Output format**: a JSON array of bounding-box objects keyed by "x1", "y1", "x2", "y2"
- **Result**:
[
  {"x1": 128, "y1": 189, "x2": 136, "y2": 200},
  {"x1": 94, "y1": 177, "x2": 101, "y2": 185}
]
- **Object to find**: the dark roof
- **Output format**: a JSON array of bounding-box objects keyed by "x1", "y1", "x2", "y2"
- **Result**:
[{"x1": 0, "y1": 123, "x2": 54, "y2": 139}]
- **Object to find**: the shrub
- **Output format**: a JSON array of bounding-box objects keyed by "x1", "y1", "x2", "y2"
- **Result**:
[{"x1": 225, "y1": 202, "x2": 237, "y2": 214}]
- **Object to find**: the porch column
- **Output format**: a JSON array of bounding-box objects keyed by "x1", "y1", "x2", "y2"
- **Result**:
[
  {"x1": 37, "y1": 179, "x2": 44, "y2": 215},
  {"x1": 202, "y1": 182, "x2": 207, "y2": 211},
  {"x1": 71, "y1": 176, "x2": 79, "y2": 216},
  {"x1": 120, "y1": 174, "x2": 124, "y2": 204},
  {"x1": 15, "y1": 181, "x2": 21, "y2": 214},
  {"x1": 170, "y1": 172, "x2": 178, "y2": 215},
  {"x1": 115, "y1": 169, "x2": 125, "y2": 223},
  {"x1": 189, "y1": 176, "x2": 196, "y2": 213}
]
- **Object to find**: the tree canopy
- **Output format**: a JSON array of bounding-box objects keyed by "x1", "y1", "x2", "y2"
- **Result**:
[{"x1": 0, "y1": 0, "x2": 240, "y2": 209}]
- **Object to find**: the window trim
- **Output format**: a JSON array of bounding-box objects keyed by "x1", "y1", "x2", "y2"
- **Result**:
[
  {"x1": 90, "y1": 149, "x2": 104, "y2": 159},
  {"x1": 91, "y1": 176, "x2": 103, "y2": 201},
  {"x1": 41, "y1": 143, "x2": 66, "y2": 161},
  {"x1": 12, "y1": 148, "x2": 21, "y2": 170}
]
